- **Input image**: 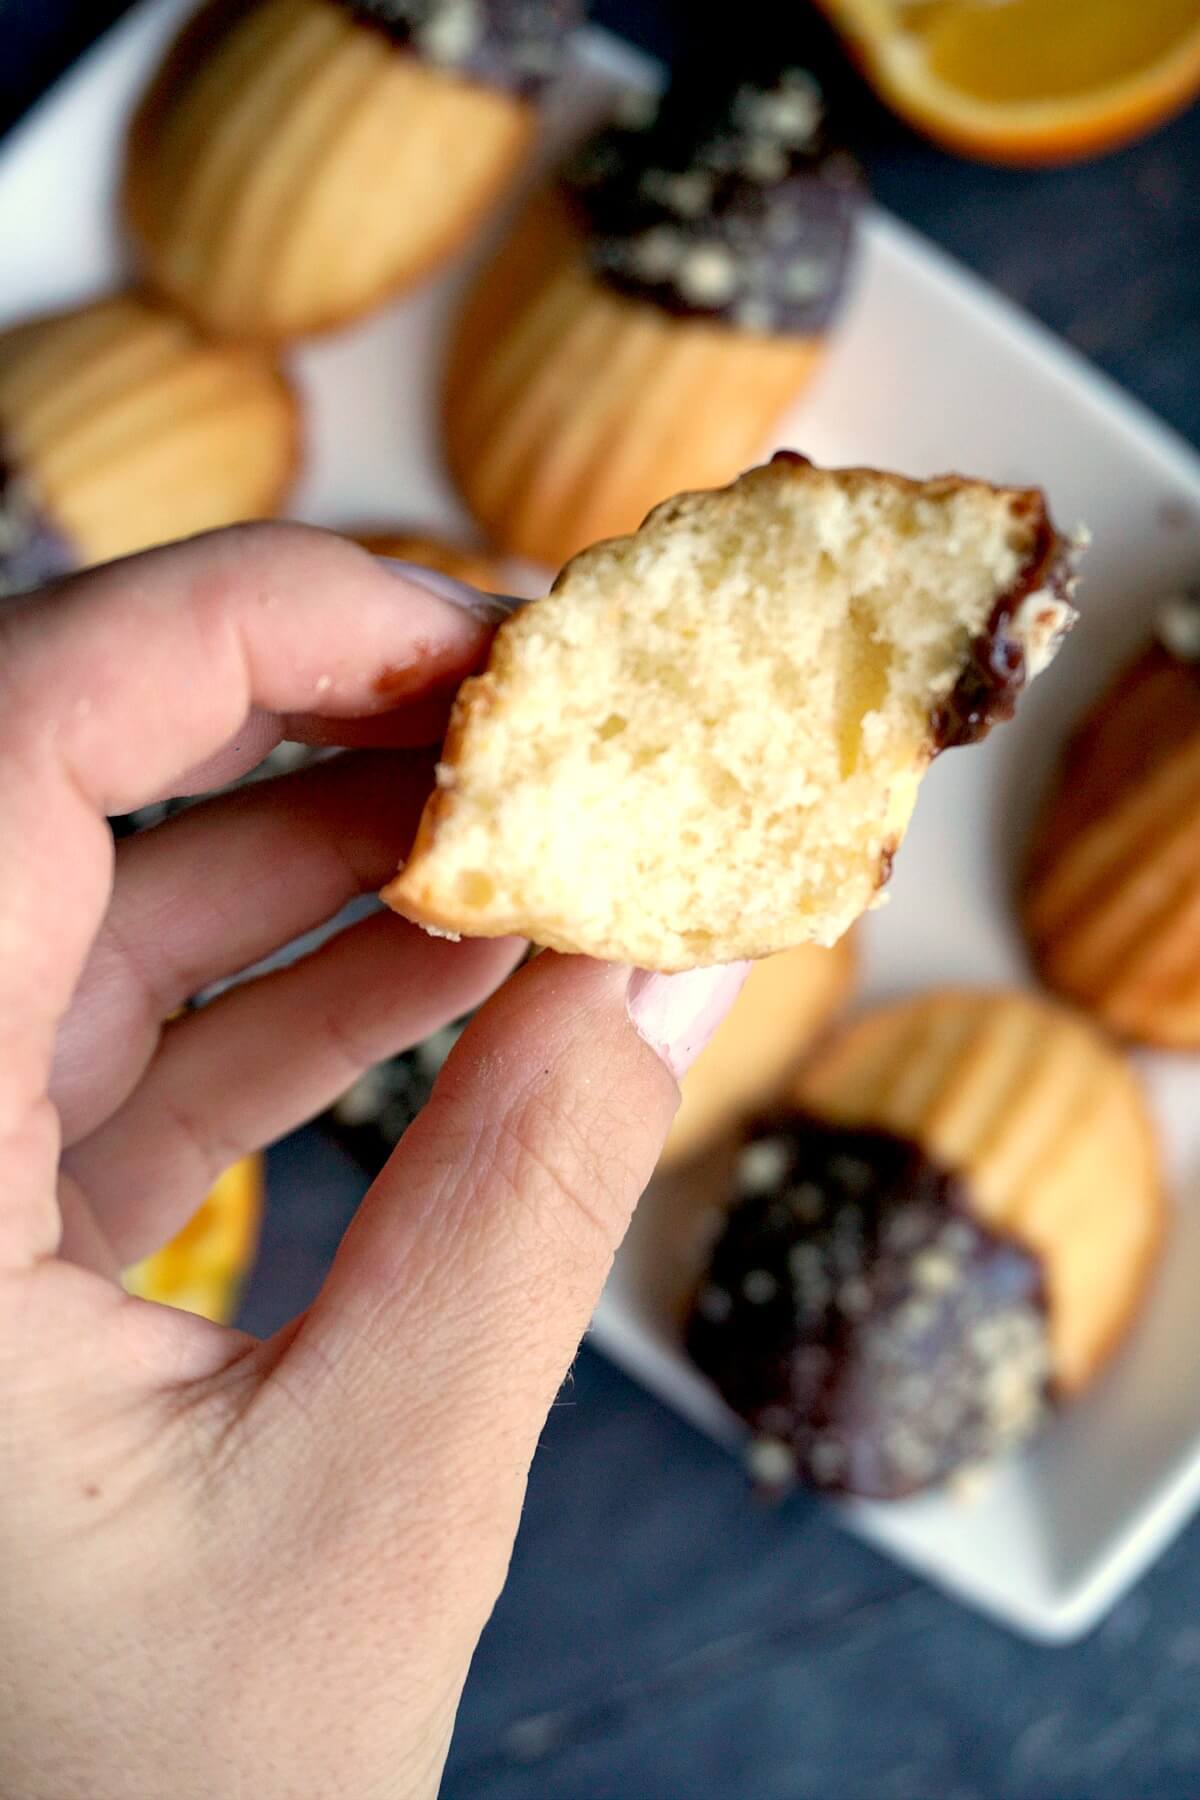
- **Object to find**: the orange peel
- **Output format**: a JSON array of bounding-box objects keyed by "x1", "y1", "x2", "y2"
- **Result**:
[
  {"x1": 815, "y1": 0, "x2": 1200, "y2": 164},
  {"x1": 124, "y1": 1156, "x2": 263, "y2": 1325}
]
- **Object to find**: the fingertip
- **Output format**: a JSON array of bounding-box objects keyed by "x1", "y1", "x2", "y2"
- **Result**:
[{"x1": 427, "y1": 950, "x2": 679, "y2": 1139}]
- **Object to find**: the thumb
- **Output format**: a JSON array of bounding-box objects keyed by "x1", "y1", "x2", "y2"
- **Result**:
[{"x1": 284, "y1": 952, "x2": 747, "y2": 1563}]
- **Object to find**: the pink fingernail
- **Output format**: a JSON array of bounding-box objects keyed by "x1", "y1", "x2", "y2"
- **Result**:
[
  {"x1": 374, "y1": 557, "x2": 522, "y2": 626},
  {"x1": 626, "y1": 964, "x2": 752, "y2": 1081}
]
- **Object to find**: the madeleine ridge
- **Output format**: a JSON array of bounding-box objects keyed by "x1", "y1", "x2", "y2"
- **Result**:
[
  {"x1": 1024, "y1": 597, "x2": 1200, "y2": 1048},
  {"x1": 0, "y1": 293, "x2": 299, "y2": 574}
]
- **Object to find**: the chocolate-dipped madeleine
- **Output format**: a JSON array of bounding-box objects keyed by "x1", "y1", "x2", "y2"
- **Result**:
[
  {"x1": 444, "y1": 66, "x2": 860, "y2": 567},
  {"x1": 385, "y1": 458, "x2": 1079, "y2": 968},
  {"x1": 0, "y1": 447, "x2": 76, "y2": 600},
  {"x1": 687, "y1": 989, "x2": 1162, "y2": 1498},
  {"x1": 0, "y1": 293, "x2": 299, "y2": 582},
  {"x1": 1024, "y1": 588, "x2": 1200, "y2": 1047},
  {"x1": 125, "y1": 0, "x2": 580, "y2": 341}
]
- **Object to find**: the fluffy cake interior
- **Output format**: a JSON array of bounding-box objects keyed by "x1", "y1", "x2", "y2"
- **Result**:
[{"x1": 386, "y1": 459, "x2": 1070, "y2": 969}]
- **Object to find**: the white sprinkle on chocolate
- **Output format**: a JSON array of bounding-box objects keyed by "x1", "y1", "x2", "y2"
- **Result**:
[
  {"x1": 740, "y1": 139, "x2": 789, "y2": 183},
  {"x1": 911, "y1": 1248, "x2": 957, "y2": 1294},
  {"x1": 416, "y1": 0, "x2": 482, "y2": 63},
  {"x1": 737, "y1": 1137, "x2": 791, "y2": 1194},
  {"x1": 783, "y1": 255, "x2": 833, "y2": 300},
  {"x1": 350, "y1": 0, "x2": 573, "y2": 95},
  {"x1": 676, "y1": 243, "x2": 739, "y2": 306},
  {"x1": 568, "y1": 63, "x2": 855, "y2": 334},
  {"x1": 1011, "y1": 585, "x2": 1077, "y2": 680},
  {"x1": 638, "y1": 167, "x2": 714, "y2": 217},
  {"x1": 736, "y1": 85, "x2": 822, "y2": 146},
  {"x1": 747, "y1": 1436, "x2": 796, "y2": 1485},
  {"x1": 741, "y1": 1268, "x2": 779, "y2": 1305},
  {"x1": 809, "y1": 1436, "x2": 846, "y2": 1483},
  {"x1": 627, "y1": 227, "x2": 683, "y2": 280}
]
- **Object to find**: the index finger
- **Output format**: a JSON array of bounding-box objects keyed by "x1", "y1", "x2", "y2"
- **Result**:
[{"x1": 0, "y1": 522, "x2": 491, "y2": 1267}]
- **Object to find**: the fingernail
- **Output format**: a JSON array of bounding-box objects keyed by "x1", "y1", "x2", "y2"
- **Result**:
[
  {"x1": 626, "y1": 963, "x2": 752, "y2": 1081},
  {"x1": 374, "y1": 557, "x2": 523, "y2": 625}
]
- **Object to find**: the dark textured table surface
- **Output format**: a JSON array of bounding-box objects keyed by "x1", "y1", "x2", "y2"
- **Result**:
[{"x1": 6, "y1": 5, "x2": 1200, "y2": 1796}]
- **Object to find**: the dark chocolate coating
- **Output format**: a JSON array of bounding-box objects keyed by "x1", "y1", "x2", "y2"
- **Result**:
[
  {"x1": 932, "y1": 504, "x2": 1076, "y2": 750},
  {"x1": 685, "y1": 1113, "x2": 1050, "y2": 1501},
  {"x1": 0, "y1": 449, "x2": 77, "y2": 600},
  {"x1": 336, "y1": 0, "x2": 581, "y2": 98},
  {"x1": 564, "y1": 68, "x2": 860, "y2": 335}
]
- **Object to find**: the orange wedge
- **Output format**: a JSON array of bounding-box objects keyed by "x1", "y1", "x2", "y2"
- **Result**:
[
  {"x1": 124, "y1": 1156, "x2": 263, "y2": 1324},
  {"x1": 815, "y1": 0, "x2": 1200, "y2": 163}
]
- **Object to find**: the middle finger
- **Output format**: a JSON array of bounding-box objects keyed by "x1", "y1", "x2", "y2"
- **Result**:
[{"x1": 53, "y1": 749, "x2": 432, "y2": 1143}]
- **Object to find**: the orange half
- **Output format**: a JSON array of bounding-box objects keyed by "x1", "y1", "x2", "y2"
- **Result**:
[{"x1": 816, "y1": 0, "x2": 1200, "y2": 163}]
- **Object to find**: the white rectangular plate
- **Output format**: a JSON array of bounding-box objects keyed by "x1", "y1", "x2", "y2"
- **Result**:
[{"x1": 5, "y1": 0, "x2": 1200, "y2": 1644}]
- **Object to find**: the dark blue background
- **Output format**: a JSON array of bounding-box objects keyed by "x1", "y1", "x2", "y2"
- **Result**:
[{"x1": 5, "y1": 6, "x2": 1200, "y2": 1795}]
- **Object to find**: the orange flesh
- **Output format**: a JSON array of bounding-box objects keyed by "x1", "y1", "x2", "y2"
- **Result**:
[{"x1": 899, "y1": 0, "x2": 1200, "y2": 104}]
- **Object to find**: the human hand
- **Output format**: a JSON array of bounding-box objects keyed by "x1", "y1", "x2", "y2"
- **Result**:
[{"x1": 0, "y1": 526, "x2": 747, "y2": 1800}]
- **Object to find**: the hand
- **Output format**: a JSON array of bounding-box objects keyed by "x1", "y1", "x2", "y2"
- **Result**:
[{"x1": 0, "y1": 525, "x2": 746, "y2": 1800}]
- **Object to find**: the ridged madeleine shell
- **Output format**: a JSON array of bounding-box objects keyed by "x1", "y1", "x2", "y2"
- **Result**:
[
  {"x1": 1024, "y1": 644, "x2": 1200, "y2": 1048},
  {"x1": 0, "y1": 293, "x2": 299, "y2": 565},
  {"x1": 126, "y1": 0, "x2": 533, "y2": 340},
  {"x1": 444, "y1": 193, "x2": 825, "y2": 569},
  {"x1": 795, "y1": 988, "x2": 1162, "y2": 1395}
]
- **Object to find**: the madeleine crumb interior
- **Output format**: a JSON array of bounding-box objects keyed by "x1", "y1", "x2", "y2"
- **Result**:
[{"x1": 385, "y1": 456, "x2": 1077, "y2": 971}]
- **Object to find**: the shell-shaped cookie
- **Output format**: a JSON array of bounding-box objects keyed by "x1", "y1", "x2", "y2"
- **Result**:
[
  {"x1": 1023, "y1": 641, "x2": 1200, "y2": 1048},
  {"x1": 662, "y1": 938, "x2": 855, "y2": 1167},
  {"x1": 0, "y1": 293, "x2": 299, "y2": 567},
  {"x1": 125, "y1": 0, "x2": 535, "y2": 340},
  {"x1": 794, "y1": 988, "x2": 1162, "y2": 1395},
  {"x1": 444, "y1": 194, "x2": 824, "y2": 569}
]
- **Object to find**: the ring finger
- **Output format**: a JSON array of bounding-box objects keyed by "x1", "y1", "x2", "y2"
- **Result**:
[
  {"x1": 64, "y1": 911, "x2": 524, "y2": 1266},
  {"x1": 54, "y1": 748, "x2": 439, "y2": 1144}
]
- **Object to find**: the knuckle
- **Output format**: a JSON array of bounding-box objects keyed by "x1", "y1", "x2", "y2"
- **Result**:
[
  {"x1": 314, "y1": 992, "x2": 394, "y2": 1089},
  {"x1": 487, "y1": 1081, "x2": 639, "y2": 1265}
]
